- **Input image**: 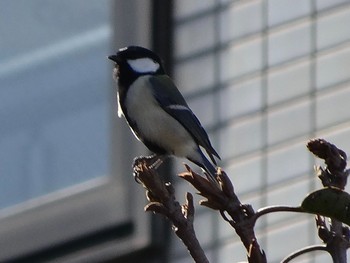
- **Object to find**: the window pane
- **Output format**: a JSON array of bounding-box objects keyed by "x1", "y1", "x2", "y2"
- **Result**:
[
  {"x1": 268, "y1": 21, "x2": 311, "y2": 66},
  {"x1": 175, "y1": 15, "x2": 216, "y2": 57},
  {"x1": 267, "y1": 100, "x2": 312, "y2": 145},
  {"x1": 267, "y1": 61, "x2": 311, "y2": 105},
  {"x1": 0, "y1": 0, "x2": 111, "y2": 209},
  {"x1": 267, "y1": 0, "x2": 311, "y2": 27},
  {"x1": 317, "y1": 6, "x2": 350, "y2": 50},
  {"x1": 219, "y1": 0, "x2": 263, "y2": 43},
  {"x1": 220, "y1": 37, "x2": 263, "y2": 81},
  {"x1": 316, "y1": 46, "x2": 350, "y2": 89},
  {"x1": 220, "y1": 77, "x2": 263, "y2": 121}
]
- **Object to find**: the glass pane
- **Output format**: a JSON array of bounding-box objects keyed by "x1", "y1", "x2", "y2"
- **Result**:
[
  {"x1": 175, "y1": 15, "x2": 216, "y2": 58},
  {"x1": 0, "y1": 0, "x2": 111, "y2": 209},
  {"x1": 267, "y1": 100, "x2": 312, "y2": 145},
  {"x1": 219, "y1": 37, "x2": 263, "y2": 82},
  {"x1": 317, "y1": 7, "x2": 350, "y2": 50},
  {"x1": 219, "y1": 0, "x2": 263, "y2": 43},
  {"x1": 268, "y1": 21, "x2": 311, "y2": 66},
  {"x1": 267, "y1": 0, "x2": 311, "y2": 27},
  {"x1": 267, "y1": 60, "x2": 311, "y2": 105}
]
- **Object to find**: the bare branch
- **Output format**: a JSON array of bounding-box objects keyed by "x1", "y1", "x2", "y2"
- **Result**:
[
  {"x1": 179, "y1": 165, "x2": 267, "y2": 263},
  {"x1": 253, "y1": 205, "x2": 304, "y2": 222},
  {"x1": 133, "y1": 158, "x2": 209, "y2": 263},
  {"x1": 307, "y1": 139, "x2": 350, "y2": 263},
  {"x1": 281, "y1": 245, "x2": 328, "y2": 263},
  {"x1": 307, "y1": 138, "x2": 349, "y2": 189},
  {"x1": 130, "y1": 138, "x2": 350, "y2": 263}
]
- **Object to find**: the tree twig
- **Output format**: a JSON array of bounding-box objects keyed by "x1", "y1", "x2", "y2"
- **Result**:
[
  {"x1": 133, "y1": 158, "x2": 209, "y2": 263},
  {"x1": 130, "y1": 138, "x2": 350, "y2": 263},
  {"x1": 307, "y1": 139, "x2": 350, "y2": 263},
  {"x1": 253, "y1": 205, "x2": 304, "y2": 223},
  {"x1": 281, "y1": 245, "x2": 328, "y2": 263},
  {"x1": 179, "y1": 165, "x2": 267, "y2": 263}
]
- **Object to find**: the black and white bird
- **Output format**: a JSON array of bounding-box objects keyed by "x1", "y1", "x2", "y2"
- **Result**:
[{"x1": 108, "y1": 46, "x2": 220, "y2": 182}]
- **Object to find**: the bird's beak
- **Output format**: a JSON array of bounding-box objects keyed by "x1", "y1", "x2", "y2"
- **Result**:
[{"x1": 108, "y1": 55, "x2": 118, "y2": 63}]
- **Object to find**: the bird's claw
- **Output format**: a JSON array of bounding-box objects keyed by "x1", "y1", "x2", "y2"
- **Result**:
[
  {"x1": 149, "y1": 158, "x2": 164, "y2": 170},
  {"x1": 132, "y1": 155, "x2": 165, "y2": 184}
]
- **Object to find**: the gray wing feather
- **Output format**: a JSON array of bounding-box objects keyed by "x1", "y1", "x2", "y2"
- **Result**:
[{"x1": 149, "y1": 76, "x2": 220, "y2": 163}]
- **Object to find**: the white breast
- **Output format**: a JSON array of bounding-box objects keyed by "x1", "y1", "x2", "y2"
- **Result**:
[{"x1": 123, "y1": 76, "x2": 197, "y2": 157}]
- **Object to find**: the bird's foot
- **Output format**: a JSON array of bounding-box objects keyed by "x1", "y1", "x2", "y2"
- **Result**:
[
  {"x1": 132, "y1": 154, "x2": 158, "y2": 167},
  {"x1": 132, "y1": 155, "x2": 166, "y2": 183},
  {"x1": 149, "y1": 158, "x2": 164, "y2": 170}
]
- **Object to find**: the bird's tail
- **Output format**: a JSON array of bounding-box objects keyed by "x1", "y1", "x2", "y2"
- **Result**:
[{"x1": 188, "y1": 150, "x2": 218, "y2": 184}]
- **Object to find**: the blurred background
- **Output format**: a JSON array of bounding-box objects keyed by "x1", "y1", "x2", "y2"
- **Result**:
[{"x1": 1, "y1": 0, "x2": 350, "y2": 262}]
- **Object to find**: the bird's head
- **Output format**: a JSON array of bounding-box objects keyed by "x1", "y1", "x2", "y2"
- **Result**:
[{"x1": 108, "y1": 46, "x2": 165, "y2": 82}]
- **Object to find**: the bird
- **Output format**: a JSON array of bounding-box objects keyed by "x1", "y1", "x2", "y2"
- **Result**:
[{"x1": 108, "y1": 46, "x2": 220, "y2": 182}]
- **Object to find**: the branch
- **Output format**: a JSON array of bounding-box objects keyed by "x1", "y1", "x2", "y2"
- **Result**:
[
  {"x1": 307, "y1": 139, "x2": 350, "y2": 263},
  {"x1": 328, "y1": 217, "x2": 349, "y2": 263},
  {"x1": 314, "y1": 215, "x2": 350, "y2": 263},
  {"x1": 253, "y1": 205, "x2": 304, "y2": 222},
  {"x1": 179, "y1": 165, "x2": 267, "y2": 263},
  {"x1": 281, "y1": 245, "x2": 328, "y2": 263},
  {"x1": 133, "y1": 158, "x2": 209, "y2": 263},
  {"x1": 130, "y1": 138, "x2": 350, "y2": 263},
  {"x1": 307, "y1": 138, "x2": 349, "y2": 189}
]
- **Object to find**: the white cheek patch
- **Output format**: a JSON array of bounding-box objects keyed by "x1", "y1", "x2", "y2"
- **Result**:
[{"x1": 127, "y1": 58, "x2": 160, "y2": 73}]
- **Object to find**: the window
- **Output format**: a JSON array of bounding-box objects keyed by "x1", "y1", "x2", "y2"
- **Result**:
[{"x1": 0, "y1": 1, "x2": 151, "y2": 261}]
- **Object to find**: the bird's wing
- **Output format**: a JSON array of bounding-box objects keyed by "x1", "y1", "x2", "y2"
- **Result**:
[{"x1": 149, "y1": 75, "x2": 220, "y2": 163}]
